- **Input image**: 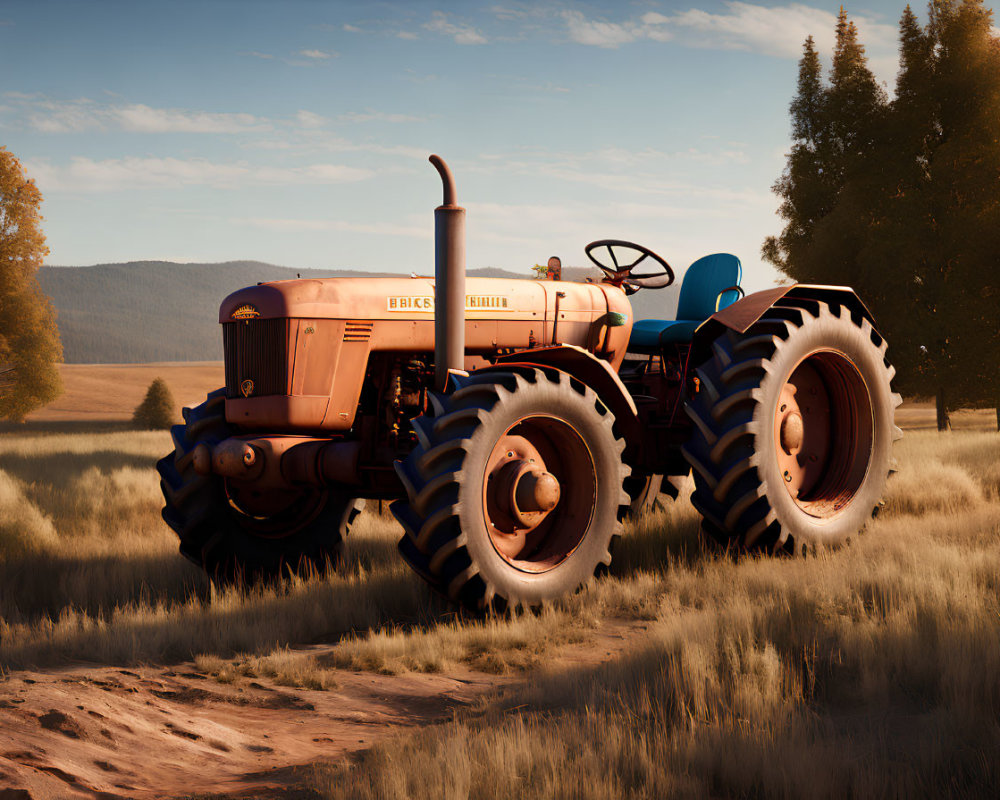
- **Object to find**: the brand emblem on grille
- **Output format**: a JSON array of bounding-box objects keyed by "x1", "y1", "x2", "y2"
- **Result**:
[
  {"x1": 240, "y1": 379, "x2": 254, "y2": 397},
  {"x1": 232, "y1": 304, "x2": 260, "y2": 320}
]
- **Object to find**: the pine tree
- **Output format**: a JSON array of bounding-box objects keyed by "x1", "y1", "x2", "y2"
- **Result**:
[
  {"x1": 827, "y1": 7, "x2": 889, "y2": 172},
  {"x1": 764, "y1": 2, "x2": 999, "y2": 430},
  {"x1": 802, "y1": 7, "x2": 889, "y2": 290},
  {"x1": 764, "y1": 10, "x2": 888, "y2": 286},
  {"x1": 852, "y1": 5, "x2": 938, "y2": 414},
  {"x1": 925, "y1": 0, "x2": 1000, "y2": 426},
  {"x1": 762, "y1": 37, "x2": 833, "y2": 273},
  {"x1": 0, "y1": 147, "x2": 62, "y2": 422},
  {"x1": 133, "y1": 378, "x2": 176, "y2": 429}
]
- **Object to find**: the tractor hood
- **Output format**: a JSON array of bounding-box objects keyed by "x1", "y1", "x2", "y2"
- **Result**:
[
  {"x1": 220, "y1": 278, "x2": 346, "y2": 322},
  {"x1": 219, "y1": 275, "x2": 616, "y2": 324}
]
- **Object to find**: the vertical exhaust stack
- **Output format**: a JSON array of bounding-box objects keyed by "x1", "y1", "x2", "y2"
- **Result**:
[{"x1": 430, "y1": 154, "x2": 466, "y2": 390}]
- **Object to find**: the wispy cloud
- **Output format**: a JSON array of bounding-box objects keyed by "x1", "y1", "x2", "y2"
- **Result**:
[
  {"x1": 296, "y1": 110, "x2": 327, "y2": 129},
  {"x1": 670, "y1": 3, "x2": 896, "y2": 60},
  {"x1": 116, "y1": 104, "x2": 265, "y2": 134},
  {"x1": 424, "y1": 11, "x2": 487, "y2": 45},
  {"x1": 491, "y1": 5, "x2": 548, "y2": 22},
  {"x1": 269, "y1": 135, "x2": 429, "y2": 160},
  {"x1": 472, "y1": 146, "x2": 768, "y2": 206},
  {"x1": 241, "y1": 50, "x2": 274, "y2": 60},
  {"x1": 299, "y1": 49, "x2": 335, "y2": 59},
  {"x1": 291, "y1": 108, "x2": 424, "y2": 129},
  {"x1": 338, "y1": 109, "x2": 424, "y2": 124},
  {"x1": 26, "y1": 156, "x2": 373, "y2": 192},
  {"x1": 10, "y1": 96, "x2": 268, "y2": 134},
  {"x1": 238, "y1": 217, "x2": 429, "y2": 238},
  {"x1": 342, "y1": 24, "x2": 361, "y2": 33},
  {"x1": 562, "y1": 3, "x2": 897, "y2": 64},
  {"x1": 561, "y1": 11, "x2": 651, "y2": 49}
]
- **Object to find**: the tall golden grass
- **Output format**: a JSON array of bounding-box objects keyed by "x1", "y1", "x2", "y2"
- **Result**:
[
  {"x1": 303, "y1": 432, "x2": 1000, "y2": 798},
  {"x1": 0, "y1": 426, "x2": 997, "y2": 796}
]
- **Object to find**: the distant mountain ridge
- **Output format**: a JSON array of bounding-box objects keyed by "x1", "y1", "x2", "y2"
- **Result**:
[{"x1": 39, "y1": 260, "x2": 679, "y2": 363}]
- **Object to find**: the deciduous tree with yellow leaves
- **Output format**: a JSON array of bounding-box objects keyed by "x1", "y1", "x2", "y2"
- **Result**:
[{"x1": 0, "y1": 146, "x2": 62, "y2": 422}]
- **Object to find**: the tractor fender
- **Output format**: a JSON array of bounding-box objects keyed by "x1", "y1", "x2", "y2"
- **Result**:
[
  {"x1": 482, "y1": 344, "x2": 641, "y2": 444},
  {"x1": 692, "y1": 284, "x2": 883, "y2": 363}
]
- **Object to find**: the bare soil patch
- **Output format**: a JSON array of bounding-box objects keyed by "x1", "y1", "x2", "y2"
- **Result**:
[{"x1": 0, "y1": 622, "x2": 645, "y2": 799}]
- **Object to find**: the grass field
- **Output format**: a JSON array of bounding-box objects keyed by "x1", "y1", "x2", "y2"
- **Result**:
[
  {"x1": 0, "y1": 414, "x2": 998, "y2": 796},
  {"x1": 23, "y1": 362, "x2": 224, "y2": 423},
  {"x1": 20, "y1": 361, "x2": 999, "y2": 433}
]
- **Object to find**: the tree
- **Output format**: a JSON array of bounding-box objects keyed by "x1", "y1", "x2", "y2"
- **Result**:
[
  {"x1": 0, "y1": 147, "x2": 62, "y2": 422},
  {"x1": 763, "y1": 10, "x2": 888, "y2": 285},
  {"x1": 762, "y1": 37, "x2": 834, "y2": 274},
  {"x1": 764, "y1": 2, "x2": 1000, "y2": 430},
  {"x1": 133, "y1": 377, "x2": 176, "y2": 429}
]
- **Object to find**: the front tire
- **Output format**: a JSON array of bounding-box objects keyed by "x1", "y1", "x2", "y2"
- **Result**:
[
  {"x1": 157, "y1": 388, "x2": 364, "y2": 583},
  {"x1": 391, "y1": 369, "x2": 631, "y2": 612},
  {"x1": 682, "y1": 299, "x2": 902, "y2": 554}
]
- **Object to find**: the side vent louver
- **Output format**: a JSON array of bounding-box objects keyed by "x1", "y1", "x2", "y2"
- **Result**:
[{"x1": 344, "y1": 321, "x2": 373, "y2": 343}]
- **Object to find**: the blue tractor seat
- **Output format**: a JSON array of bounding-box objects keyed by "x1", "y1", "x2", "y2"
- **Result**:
[{"x1": 628, "y1": 253, "x2": 743, "y2": 354}]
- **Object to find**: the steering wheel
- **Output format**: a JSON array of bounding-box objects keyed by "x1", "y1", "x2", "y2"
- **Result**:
[{"x1": 584, "y1": 239, "x2": 674, "y2": 295}]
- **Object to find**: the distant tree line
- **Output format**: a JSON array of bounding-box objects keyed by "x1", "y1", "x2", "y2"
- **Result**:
[{"x1": 765, "y1": 1, "x2": 1000, "y2": 430}]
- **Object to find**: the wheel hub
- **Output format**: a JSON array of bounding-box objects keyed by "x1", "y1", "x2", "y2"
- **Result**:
[
  {"x1": 482, "y1": 418, "x2": 595, "y2": 572},
  {"x1": 779, "y1": 410, "x2": 804, "y2": 455},
  {"x1": 773, "y1": 350, "x2": 874, "y2": 518},
  {"x1": 495, "y1": 460, "x2": 561, "y2": 528},
  {"x1": 515, "y1": 468, "x2": 561, "y2": 513}
]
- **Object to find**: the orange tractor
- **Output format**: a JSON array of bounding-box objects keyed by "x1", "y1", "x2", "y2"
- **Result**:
[{"x1": 158, "y1": 156, "x2": 901, "y2": 611}]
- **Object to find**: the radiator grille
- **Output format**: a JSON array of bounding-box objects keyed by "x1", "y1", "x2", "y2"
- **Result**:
[{"x1": 223, "y1": 319, "x2": 289, "y2": 398}]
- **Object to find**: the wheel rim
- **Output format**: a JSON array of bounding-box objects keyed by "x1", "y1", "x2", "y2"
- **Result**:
[
  {"x1": 482, "y1": 415, "x2": 597, "y2": 573},
  {"x1": 773, "y1": 349, "x2": 874, "y2": 519},
  {"x1": 224, "y1": 481, "x2": 328, "y2": 539}
]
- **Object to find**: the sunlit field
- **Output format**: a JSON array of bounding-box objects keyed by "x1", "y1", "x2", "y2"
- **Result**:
[{"x1": 0, "y1": 425, "x2": 998, "y2": 797}]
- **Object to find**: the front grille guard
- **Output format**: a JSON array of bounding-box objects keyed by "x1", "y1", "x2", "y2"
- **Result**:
[{"x1": 222, "y1": 319, "x2": 289, "y2": 398}]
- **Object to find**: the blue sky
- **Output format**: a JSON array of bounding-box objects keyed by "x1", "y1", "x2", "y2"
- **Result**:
[{"x1": 3, "y1": 0, "x2": 992, "y2": 292}]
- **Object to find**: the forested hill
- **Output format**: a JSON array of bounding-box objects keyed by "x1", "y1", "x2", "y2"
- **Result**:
[{"x1": 39, "y1": 260, "x2": 679, "y2": 363}]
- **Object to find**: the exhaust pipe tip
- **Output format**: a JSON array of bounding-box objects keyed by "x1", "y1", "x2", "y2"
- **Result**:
[{"x1": 429, "y1": 154, "x2": 457, "y2": 207}]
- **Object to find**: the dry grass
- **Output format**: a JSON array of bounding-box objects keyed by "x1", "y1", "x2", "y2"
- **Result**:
[
  {"x1": 1, "y1": 423, "x2": 998, "y2": 797},
  {"x1": 0, "y1": 429, "x2": 600, "y2": 674},
  {"x1": 194, "y1": 648, "x2": 338, "y2": 691},
  {"x1": 0, "y1": 429, "x2": 431, "y2": 669},
  {"x1": 23, "y1": 362, "x2": 224, "y2": 423},
  {"x1": 301, "y1": 430, "x2": 1000, "y2": 799}
]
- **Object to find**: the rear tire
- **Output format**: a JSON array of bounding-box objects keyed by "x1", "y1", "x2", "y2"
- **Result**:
[
  {"x1": 157, "y1": 388, "x2": 364, "y2": 583},
  {"x1": 391, "y1": 369, "x2": 631, "y2": 612},
  {"x1": 682, "y1": 300, "x2": 902, "y2": 554}
]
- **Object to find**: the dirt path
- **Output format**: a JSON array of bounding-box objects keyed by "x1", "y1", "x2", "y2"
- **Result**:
[{"x1": 0, "y1": 621, "x2": 647, "y2": 799}]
